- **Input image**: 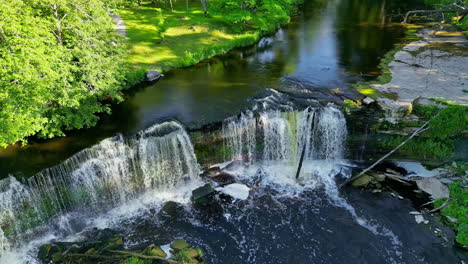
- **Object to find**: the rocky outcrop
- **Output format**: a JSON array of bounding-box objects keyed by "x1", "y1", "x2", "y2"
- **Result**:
[
  {"x1": 376, "y1": 98, "x2": 412, "y2": 124},
  {"x1": 415, "y1": 177, "x2": 450, "y2": 200}
]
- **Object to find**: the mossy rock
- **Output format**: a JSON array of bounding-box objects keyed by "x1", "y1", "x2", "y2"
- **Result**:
[
  {"x1": 352, "y1": 175, "x2": 373, "y2": 187},
  {"x1": 184, "y1": 248, "x2": 200, "y2": 258},
  {"x1": 146, "y1": 244, "x2": 167, "y2": 258},
  {"x1": 38, "y1": 243, "x2": 61, "y2": 261},
  {"x1": 170, "y1": 239, "x2": 190, "y2": 251}
]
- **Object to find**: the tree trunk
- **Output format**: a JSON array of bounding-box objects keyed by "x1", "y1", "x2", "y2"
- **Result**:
[{"x1": 200, "y1": 0, "x2": 207, "y2": 15}]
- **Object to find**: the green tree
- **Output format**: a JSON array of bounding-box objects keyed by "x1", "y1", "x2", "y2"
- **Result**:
[{"x1": 0, "y1": 0, "x2": 127, "y2": 147}]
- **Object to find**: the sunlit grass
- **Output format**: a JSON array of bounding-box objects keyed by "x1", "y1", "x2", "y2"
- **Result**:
[{"x1": 117, "y1": 1, "x2": 262, "y2": 70}]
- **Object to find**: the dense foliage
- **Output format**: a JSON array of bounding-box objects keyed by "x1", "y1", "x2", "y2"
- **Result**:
[
  {"x1": 0, "y1": 0, "x2": 128, "y2": 147},
  {"x1": 434, "y1": 162, "x2": 468, "y2": 246},
  {"x1": 211, "y1": 0, "x2": 299, "y2": 32}
]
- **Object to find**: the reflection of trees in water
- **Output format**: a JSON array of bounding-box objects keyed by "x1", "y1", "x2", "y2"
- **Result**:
[{"x1": 335, "y1": 0, "x2": 424, "y2": 74}]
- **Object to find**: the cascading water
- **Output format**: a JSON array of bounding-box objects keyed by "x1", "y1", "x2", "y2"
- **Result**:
[
  {"x1": 0, "y1": 121, "x2": 200, "y2": 259},
  {"x1": 222, "y1": 105, "x2": 347, "y2": 165},
  {"x1": 221, "y1": 105, "x2": 402, "y2": 257}
]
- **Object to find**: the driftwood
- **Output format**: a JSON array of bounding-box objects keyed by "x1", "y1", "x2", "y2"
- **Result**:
[
  {"x1": 108, "y1": 250, "x2": 179, "y2": 263},
  {"x1": 402, "y1": 9, "x2": 468, "y2": 23},
  {"x1": 384, "y1": 173, "x2": 413, "y2": 186},
  {"x1": 339, "y1": 108, "x2": 443, "y2": 189},
  {"x1": 428, "y1": 198, "x2": 452, "y2": 213}
]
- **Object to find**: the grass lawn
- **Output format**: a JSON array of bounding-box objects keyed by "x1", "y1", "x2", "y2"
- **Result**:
[{"x1": 117, "y1": 1, "x2": 262, "y2": 71}]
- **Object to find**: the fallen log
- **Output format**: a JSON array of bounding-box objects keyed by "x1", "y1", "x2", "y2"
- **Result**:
[
  {"x1": 339, "y1": 108, "x2": 443, "y2": 189},
  {"x1": 108, "y1": 250, "x2": 179, "y2": 263},
  {"x1": 402, "y1": 9, "x2": 468, "y2": 23},
  {"x1": 296, "y1": 109, "x2": 315, "y2": 179}
]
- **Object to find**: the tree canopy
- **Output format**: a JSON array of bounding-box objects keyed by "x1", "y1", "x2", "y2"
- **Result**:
[{"x1": 0, "y1": 0, "x2": 127, "y2": 147}]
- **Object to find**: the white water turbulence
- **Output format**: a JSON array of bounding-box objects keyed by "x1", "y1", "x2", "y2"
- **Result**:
[
  {"x1": 0, "y1": 121, "x2": 200, "y2": 261},
  {"x1": 221, "y1": 106, "x2": 403, "y2": 259}
]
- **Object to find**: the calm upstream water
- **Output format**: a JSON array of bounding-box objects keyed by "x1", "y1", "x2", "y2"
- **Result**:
[
  {"x1": 2, "y1": 0, "x2": 467, "y2": 263},
  {"x1": 1, "y1": 0, "x2": 425, "y2": 178}
]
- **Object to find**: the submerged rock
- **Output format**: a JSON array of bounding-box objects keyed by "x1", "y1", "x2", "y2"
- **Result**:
[{"x1": 415, "y1": 177, "x2": 449, "y2": 200}]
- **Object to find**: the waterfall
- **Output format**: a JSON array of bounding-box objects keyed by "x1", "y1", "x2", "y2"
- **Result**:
[
  {"x1": 222, "y1": 106, "x2": 347, "y2": 164},
  {"x1": 0, "y1": 121, "x2": 199, "y2": 254}
]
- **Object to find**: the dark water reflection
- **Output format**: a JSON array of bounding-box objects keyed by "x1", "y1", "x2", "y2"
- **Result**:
[
  {"x1": 0, "y1": 0, "x2": 424, "y2": 177},
  {"x1": 110, "y1": 187, "x2": 467, "y2": 263}
]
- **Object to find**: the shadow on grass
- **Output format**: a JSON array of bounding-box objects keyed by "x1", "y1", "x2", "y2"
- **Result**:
[{"x1": 118, "y1": 1, "x2": 259, "y2": 69}]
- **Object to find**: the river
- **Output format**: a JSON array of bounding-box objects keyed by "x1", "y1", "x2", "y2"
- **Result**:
[{"x1": 1, "y1": 0, "x2": 466, "y2": 263}]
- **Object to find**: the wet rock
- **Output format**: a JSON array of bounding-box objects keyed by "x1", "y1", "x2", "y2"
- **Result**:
[
  {"x1": 146, "y1": 244, "x2": 167, "y2": 258},
  {"x1": 415, "y1": 177, "x2": 449, "y2": 200},
  {"x1": 170, "y1": 239, "x2": 190, "y2": 251},
  {"x1": 369, "y1": 172, "x2": 386, "y2": 182},
  {"x1": 415, "y1": 214, "x2": 425, "y2": 224},
  {"x1": 105, "y1": 237, "x2": 124, "y2": 250},
  {"x1": 362, "y1": 97, "x2": 375, "y2": 105},
  {"x1": 372, "y1": 189, "x2": 382, "y2": 193},
  {"x1": 191, "y1": 183, "x2": 215, "y2": 205},
  {"x1": 38, "y1": 244, "x2": 61, "y2": 261},
  {"x1": 376, "y1": 98, "x2": 412, "y2": 124},
  {"x1": 351, "y1": 175, "x2": 373, "y2": 187},
  {"x1": 145, "y1": 70, "x2": 164, "y2": 82},
  {"x1": 184, "y1": 248, "x2": 200, "y2": 258},
  {"x1": 84, "y1": 248, "x2": 96, "y2": 255},
  {"x1": 210, "y1": 172, "x2": 236, "y2": 186},
  {"x1": 161, "y1": 201, "x2": 183, "y2": 217}
]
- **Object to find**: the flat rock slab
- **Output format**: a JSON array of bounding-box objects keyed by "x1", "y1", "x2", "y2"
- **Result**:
[
  {"x1": 415, "y1": 177, "x2": 449, "y2": 200},
  {"x1": 373, "y1": 27, "x2": 468, "y2": 106}
]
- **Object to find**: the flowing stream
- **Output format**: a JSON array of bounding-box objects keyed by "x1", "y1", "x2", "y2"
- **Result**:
[{"x1": 1, "y1": 0, "x2": 466, "y2": 263}]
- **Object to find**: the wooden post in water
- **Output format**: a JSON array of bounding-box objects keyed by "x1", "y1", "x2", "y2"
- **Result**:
[{"x1": 296, "y1": 110, "x2": 315, "y2": 179}]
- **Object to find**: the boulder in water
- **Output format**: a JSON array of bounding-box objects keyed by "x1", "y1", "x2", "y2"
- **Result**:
[
  {"x1": 191, "y1": 183, "x2": 215, "y2": 205},
  {"x1": 351, "y1": 175, "x2": 373, "y2": 187},
  {"x1": 160, "y1": 201, "x2": 183, "y2": 217},
  {"x1": 145, "y1": 70, "x2": 164, "y2": 82},
  {"x1": 146, "y1": 244, "x2": 167, "y2": 258},
  {"x1": 210, "y1": 172, "x2": 236, "y2": 186},
  {"x1": 170, "y1": 239, "x2": 190, "y2": 251}
]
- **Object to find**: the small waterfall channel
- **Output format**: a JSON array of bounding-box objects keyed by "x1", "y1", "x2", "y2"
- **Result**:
[{"x1": 0, "y1": 121, "x2": 200, "y2": 258}]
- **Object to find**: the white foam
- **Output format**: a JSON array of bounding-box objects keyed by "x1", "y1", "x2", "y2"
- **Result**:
[{"x1": 216, "y1": 184, "x2": 250, "y2": 200}]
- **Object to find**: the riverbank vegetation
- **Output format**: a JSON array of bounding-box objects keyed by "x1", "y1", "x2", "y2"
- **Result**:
[
  {"x1": 424, "y1": 0, "x2": 468, "y2": 32},
  {"x1": 0, "y1": 0, "x2": 299, "y2": 147},
  {"x1": 0, "y1": 0, "x2": 132, "y2": 147},
  {"x1": 114, "y1": 0, "x2": 299, "y2": 69}
]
